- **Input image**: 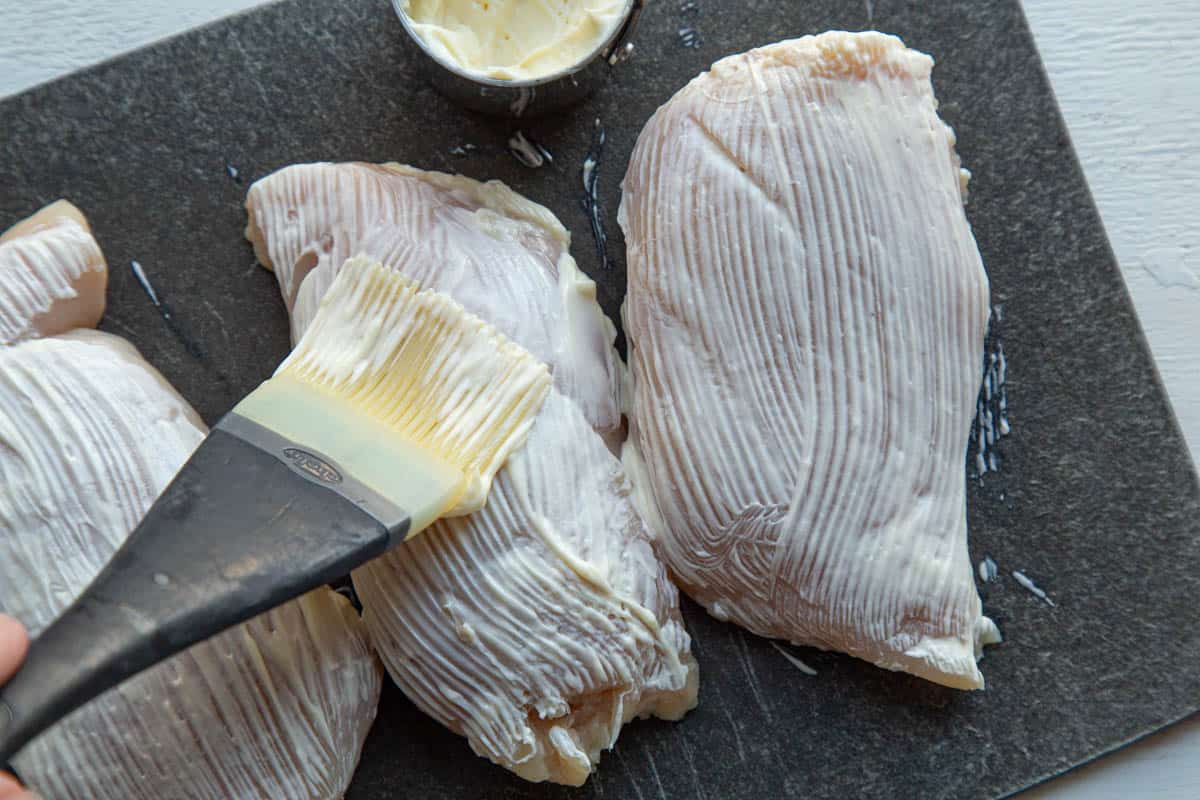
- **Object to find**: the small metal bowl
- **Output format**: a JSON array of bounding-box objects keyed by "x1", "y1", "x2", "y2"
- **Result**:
[{"x1": 392, "y1": 0, "x2": 643, "y2": 118}]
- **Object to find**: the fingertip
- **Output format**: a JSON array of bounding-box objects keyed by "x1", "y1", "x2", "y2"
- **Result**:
[
  {"x1": 0, "y1": 614, "x2": 29, "y2": 684},
  {"x1": 0, "y1": 771, "x2": 27, "y2": 798},
  {"x1": 0, "y1": 614, "x2": 27, "y2": 642}
]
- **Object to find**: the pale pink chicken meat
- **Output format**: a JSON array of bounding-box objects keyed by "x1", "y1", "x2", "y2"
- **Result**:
[
  {"x1": 620, "y1": 32, "x2": 1000, "y2": 689},
  {"x1": 246, "y1": 163, "x2": 698, "y2": 785},
  {"x1": 0, "y1": 200, "x2": 106, "y2": 344},
  {"x1": 245, "y1": 162, "x2": 625, "y2": 441}
]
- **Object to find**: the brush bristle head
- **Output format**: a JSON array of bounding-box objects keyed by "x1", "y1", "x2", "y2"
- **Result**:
[{"x1": 277, "y1": 256, "x2": 551, "y2": 515}]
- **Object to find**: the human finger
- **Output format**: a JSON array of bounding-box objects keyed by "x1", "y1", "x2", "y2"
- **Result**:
[{"x1": 0, "y1": 615, "x2": 28, "y2": 685}]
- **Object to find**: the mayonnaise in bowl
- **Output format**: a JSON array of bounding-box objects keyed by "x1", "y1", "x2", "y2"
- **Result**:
[{"x1": 399, "y1": 0, "x2": 630, "y2": 82}]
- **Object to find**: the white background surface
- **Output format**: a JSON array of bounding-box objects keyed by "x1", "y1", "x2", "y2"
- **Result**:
[{"x1": 2, "y1": 0, "x2": 1197, "y2": 797}]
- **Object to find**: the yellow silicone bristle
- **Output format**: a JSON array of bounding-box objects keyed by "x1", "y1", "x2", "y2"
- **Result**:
[{"x1": 276, "y1": 256, "x2": 551, "y2": 515}]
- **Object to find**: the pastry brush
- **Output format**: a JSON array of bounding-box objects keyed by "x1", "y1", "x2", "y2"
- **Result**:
[{"x1": 0, "y1": 256, "x2": 550, "y2": 764}]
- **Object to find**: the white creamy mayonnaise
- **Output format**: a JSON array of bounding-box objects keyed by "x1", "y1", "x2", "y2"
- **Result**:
[{"x1": 400, "y1": 0, "x2": 626, "y2": 81}]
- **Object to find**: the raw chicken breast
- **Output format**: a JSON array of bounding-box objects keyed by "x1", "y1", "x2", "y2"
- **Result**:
[
  {"x1": 245, "y1": 162, "x2": 623, "y2": 440},
  {"x1": 0, "y1": 204, "x2": 382, "y2": 800},
  {"x1": 620, "y1": 32, "x2": 1000, "y2": 689},
  {"x1": 247, "y1": 164, "x2": 697, "y2": 784},
  {"x1": 0, "y1": 200, "x2": 106, "y2": 344},
  {"x1": 355, "y1": 390, "x2": 695, "y2": 785}
]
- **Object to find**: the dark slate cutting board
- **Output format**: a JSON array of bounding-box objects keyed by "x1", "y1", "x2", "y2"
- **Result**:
[{"x1": 2, "y1": 0, "x2": 1198, "y2": 798}]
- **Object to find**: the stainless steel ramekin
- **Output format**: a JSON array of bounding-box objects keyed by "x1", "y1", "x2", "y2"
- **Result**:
[{"x1": 392, "y1": 0, "x2": 643, "y2": 118}]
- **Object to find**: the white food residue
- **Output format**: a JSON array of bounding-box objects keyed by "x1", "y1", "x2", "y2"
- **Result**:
[
  {"x1": 507, "y1": 131, "x2": 553, "y2": 169},
  {"x1": 1012, "y1": 570, "x2": 1056, "y2": 606},
  {"x1": 581, "y1": 118, "x2": 610, "y2": 271},
  {"x1": 973, "y1": 305, "x2": 1010, "y2": 477},
  {"x1": 770, "y1": 642, "x2": 817, "y2": 676},
  {"x1": 678, "y1": 27, "x2": 701, "y2": 48},
  {"x1": 129, "y1": 259, "x2": 163, "y2": 310},
  {"x1": 978, "y1": 556, "x2": 999, "y2": 583}
]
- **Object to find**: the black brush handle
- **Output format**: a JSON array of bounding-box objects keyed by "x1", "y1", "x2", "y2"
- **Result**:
[{"x1": 0, "y1": 416, "x2": 408, "y2": 765}]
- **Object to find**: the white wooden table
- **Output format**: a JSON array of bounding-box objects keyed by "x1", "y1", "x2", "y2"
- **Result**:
[{"x1": 3, "y1": 1, "x2": 1197, "y2": 796}]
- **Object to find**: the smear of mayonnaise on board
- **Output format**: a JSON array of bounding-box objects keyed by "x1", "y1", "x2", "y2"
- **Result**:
[{"x1": 401, "y1": 0, "x2": 626, "y2": 80}]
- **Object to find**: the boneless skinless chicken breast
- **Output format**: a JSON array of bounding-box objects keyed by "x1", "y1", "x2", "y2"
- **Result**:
[
  {"x1": 246, "y1": 164, "x2": 697, "y2": 785},
  {"x1": 620, "y1": 32, "x2": 1000, "y2": 689},
  {"x1": 0, "y1": 202, "x2": 382, "y2": 800},
  {"x1": 246, "y1": 162, "x2": 625, "y2": 443},
  {"x1": 0, "y1": 201, "x2": 106, "y2": 343}
]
